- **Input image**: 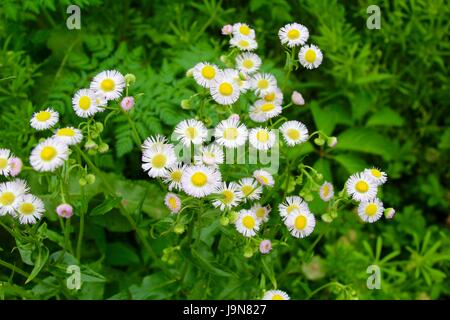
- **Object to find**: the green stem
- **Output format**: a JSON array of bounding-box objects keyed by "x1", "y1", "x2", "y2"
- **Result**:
[
  {"x1": 124, "y1": 110, "x2": 142, "y2": 147},
  {"x1": 0, "y1": 258, "x2": 30, "y2": 278},
  {"x1": 306, "y1": 282, "x2": 345, "y2": 300}
]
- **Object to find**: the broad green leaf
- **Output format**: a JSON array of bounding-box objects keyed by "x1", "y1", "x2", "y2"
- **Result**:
[
  {"x1": 90, "y1": 196, "x2": 123, "y2": 216},
  {"x1": 333, "y1": 154, "x2": 368, "y2": 174},
  {"x1": 310, "y1": 101, "x2": 336, "y2": 135},
  {"x1": 313, "y1": 158, "x2": 332, "y2": 182},
  {"x1": 105, "y1": 242, "x2": 140, "y2": 266},
  {"x1": 26, "y1": 246, "x2": 49, "y2": 284},
  {"x1": 366, "y1": 108, "x2": 405, "y2": 127}
]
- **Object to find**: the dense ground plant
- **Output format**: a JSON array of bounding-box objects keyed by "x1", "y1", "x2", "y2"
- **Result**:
[{"x1": 0, "y1": 0, "x2": 448, "y2": 300}]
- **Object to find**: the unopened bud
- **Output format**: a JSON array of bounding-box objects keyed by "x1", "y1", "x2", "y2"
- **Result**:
[
  {"x1": 124, "y1": 73, "x2": 136, "y2": 85},
  {"x1": 85, "y1": 140, "x2": 98, "y2": 150},
  {"x1": 98, "y1": 142, "x2": 109, "y2": 153},
  {"x1": 384, "y1": 208, "x2": 396, "y2": 219},
  {"x1": 174, "y1": 224, "x2": 185, "y2": 235},
  {"x1": 85, "y1": 174, "x2": 96, "y2": 185},
  {"x1": 327, "y1": 137, "x2": 337, "y2": 148},
  {"x1": 78, "y1": 178, "x2": 87, "y2": 186},
  {"x1": 186, "y1": 68, "x2": 194, "y2": 77},
  {"x1": 221, "y1": 24, "x2": 233, "y2": 35},
  {"x1": 95, "y1": 122, "x2": 104, "y2": 133},
  {"x1": 314, "y1": 137, "x2": 325, "y2": 146},
  {"x1": 243, "y1": 247, "x2": 254, "y2": 258},
  {"x1": 181, "y1": 99, "x2": 191, "y2": 109},
  {"x1": 220, "y1": 216, "x2": 229, "y2": 226},
  {"x1": 291, "y1": 91, "x2": 305, "y2": 105}
]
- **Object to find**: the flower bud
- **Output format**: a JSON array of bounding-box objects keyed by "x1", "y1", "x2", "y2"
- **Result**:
[
  {"x1": 174, "y1": 224, "x2": 185, "y2": 234},
  {"x1": 228, "y1": 211, "x2": 238, "y2": 223},
  {"x1": 9, "y1": 157, "x2": 23, "y2": 177},
  {"x1": 221, "y1": 24, "x2": 233, "y2": 35},
  {"x1": 220, "y1": 216, "x2": 229, "y2": 226},
  {"x1": 56, "y1": 203, "x2": 74, "y2": 219},
  {"x1": 384, "y1": 208, "x2": 396, "y2": 219},
  {"x1": 120, "y1": 96, "x2": 135, "y2": 111},
  {"x1": 180, "y1": 99, "x2": 191, "y2": 109},
  {"x1": 291, "y1": 91, "x2": 305, "y2": 105},
  {"x1": 78, "y1": 178, "x2": 87, "y2": 186},
  {"x1": 238, "y1": 71, "x2": 248, "y2": 81},
  {"x1": 95, "y1": 122, "x2": 104, "y2": 133},
  {"x1": 259, "y1": 240, "x2": 272, "y2": 254},
  {"x1": 98, "y1": 142, "x2": 109, "y2": 153},
  {"x1": 304, "y1": 193, "x2": 314, "y2": 202},
  {"x1": 327, "y1": 137, "x2": 338, "y2": 148},
  {"x1": 124, "y1": 73, "x2": 136, "y2": 86},
  {"x1": 321, "y1": 213, "x2": 333, "y2": 223},
  {"x1": 243, "y1": 246, "x2": 254, "y2": 258},
  {"x1": 228, "y1": 113, "x2": 240, "y2": 122},
  {"x1": 186, "y1": 68, "x2": 194, "y2": 77},
  {"x1": 85, "y1": 174, "x2": 96, "y2": 185},
  {"x1": 85, "y1": 140, "x2": 98, "y2": 150},
  {"x1": 314, "y1": 137, "x2": 325, "y2": 146}
]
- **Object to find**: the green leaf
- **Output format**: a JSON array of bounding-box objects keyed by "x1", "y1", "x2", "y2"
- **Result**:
[
  {"x1": 438, "y1": 128, "x2": 450, "y2": 149},
  {"x1": 366, "y1": 108, "x2": 405, "y2": 127},
  {"x1": 105, "y1": 242, "x2": 140, "y2": 266},
  {"x1": 313, "y1": 158, "x2": 332, "y2": 182},
  {"x1": 310, "y1": 101, "x2": 336, "y2": 135},
  {"x1": 333, "y1": 154, "x2": 368, "y2": 174},
  {"x1": 26, "y1": 246, "x2": 49, "y2": 284},
  {"x1": 90, "y1": 196, "x2": 123, "y2": 216}
]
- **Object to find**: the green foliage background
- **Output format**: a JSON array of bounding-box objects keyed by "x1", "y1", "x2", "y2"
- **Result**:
[{"x1": 0, "y1": 0, "x2": 449, "y2": 299}]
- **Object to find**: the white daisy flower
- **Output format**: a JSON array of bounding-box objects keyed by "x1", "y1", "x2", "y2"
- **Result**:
[
  {"x1": 29, "y1": 138, "x2": 69, "y2": 172},
  {"x1": 30, "y1": 108, "x2": 59, "y2": 131},
  {"x1": 299, "y1": 44, "x2": 323, "y2": 69},
  {"x1": 0, "y1": 149, "x2": 12, "y2": 176},
  {"x1": 251, "y1": 73, "x2": 277, "y2": 96},
  {"x1": 164, "y1": 192, "x2": 181, "y2": 214},
  {"x1": 319, "y1": 182, "x2": 334, "y2": 202},
  {"x1": 249, "y1": 100, "x2": 282, "y2": 123},
  {"x1": 0, "y1": 180, "x2": 29, "y2": 216},
  {"x1": 210, "y1": 73, "x2": 240, "y2": 105},
  {"x1": 214, "y1": 118, "x2": 248, "y2": 148},
  {"x1": 142, "y1": 144, "x2": 177, "y2": 178},
  {"x1": 54, "y1": 127, "x2": 83, "y2": 145},
  {"x1": 212, "y1": 182, "x2": 243, "y2": 211},
  {"x1": 193, "y1": 62, "x2": 220, "y2": 88},
  {"x1": 181, "y1": 165, "x2": 222, "y2": 198},
  {"x1": 278, "y1": 196, "x2": 310, "y2": 220},
  {"x1": 93, "y1": 92, "x2": 108, "y2": 110},
  {"x1": 194, "y1": 144, "x2": 224, "y2": 166},
  {"x1": 251, "y1": 203, "x2": 271, "y2": 223},
  {"x1": 235, "y1": 209, "x2": 260, "y2": 237},
  {"x1": 285, "y1": 210, "x2": 316, "y2": 238},
  {"x1": 278, "y1": 23, "x2": 309, "y2": 47},
  {"x1": 72, "y1": 88, "x2": 99, "y2": 118},
  {"x1": 238, "y1": 178, "x2": 262, "y2": 201},
  {"x1": 364, "y1": 168, "x2": 388, "y2": 186},
  {"x1": 262, "y1": 290, "x2": 290, "y2": 300},
  {"x1": 253, "y1": 169, "x2": 274, "y2": 187},
  {"x1": 230, "y1": 36, "x2": 258, "y2": 51},
  {"x1": 260, "y1": 87, "x2": 283, "y2": 105},
  {"x1": 232, "y1": 23, "x2": 255, "y2": 39},
  {"x1": 142, "y1": 135, "x2": 168, "y2": 151},
  {"x1": 279, "y1": 121, "x2": 309, "y2": 146},
  {"x1": 222, "y1": 68, "x2": 250, "y2": 93},
  {"x1": 16, "y1": 194, "x2": 45, "y2": 224},
  {"x1": 90, "y1": 70, "x2": 126, "y2": 100},
  {"x1": 174, "y1": 119, "x2": 208, "y2": 146},
  {"x1": 235, "y1": 52, "x2": 261, "y2": 74},
  {"x1": 346, "y1": 172, "x2": 378, "y2": 202},
  {"x1": 162, "y1": 163, "x2": 185, "y2": 191},
  {"x1": 358, "y1": 198, "x2": 384, "y2": 223},
  {"x1": 249, "y1": 127, "x2": 276, "y2": 151}
]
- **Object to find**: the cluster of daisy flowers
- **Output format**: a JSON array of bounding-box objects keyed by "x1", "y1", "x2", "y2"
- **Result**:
[{"x1": 346, "y1": 168, "x2": 395, "y2": 222}]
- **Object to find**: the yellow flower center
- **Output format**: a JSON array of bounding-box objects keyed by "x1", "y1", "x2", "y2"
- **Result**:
[
  {"x1": 0, "y1": 158, "x2": 7, "y2": 169},
  {"x1": 171, "y1": 170, "x2": 182, "y2": 182},
  {"x1": 151, "y1": 154, "x2": 167, "y2": 168},
  {"x1": 322, "y1": 185, "x2": 330, "y2": 197},
  {"x1": 243, "y1": 59, "x2": 254, "y2": 69},
  {"x1": 286, "y1": 129, "x2": 300, "y2": 140},
  {"x1": 168, "y1": 197, "x2": 178, "y2": 210},
  {"x1": 287, "y1": 204, "x2": 299, "y2": 214},
  {"x1": 185, "y1": 127, "x2": 197, "y2": 139},
  {"x1": 256, "y1": 208, "x2": 266, "y2": 218},
  {"x1": 305, "y1": 49, "x2": 317, "y2": 63},
  {"x1": 36, "y1": 111, "x2": 51, "y2": 122},
  {"x1": 57, "y1": 128, "x2": 75, "y2": 137},
  {"x1": 238, "y1": 39, "x2": 249, "y2": 48},
  {"x1": 239, "y1": 25, "x2": 251, "y2": 35},
  {"x1": 272, "y1": 294, "x2": 284, "y2": 300},
  {"x1": 295, "y1": 215, "x2": 307, "y2": 230},
  {"x1": 261, "y1": 103, "x2": 275, "y2": 112},
  {"x1": 264, "y1": 92, "x2": 275, "y2": 102},
  {"x1": 40, "y1": 146, "x2": 57, "y2": 161},
  {"x1": 79, "y1": 96, "x2": 91, "y2": 110},
  {"x1": 0, "y1": 192, "x2": 15, "y2": 206},
  {"x1": 257, "y1": 175, "x2": 269, "y2": 185},
  {"x1": 223, "y1": 127, "x2": 238, "y2": 140},
  {"x1": 100, "y1": 78, "x2": 115, "y2": 92},
  {"x1": 365, "y1": 204, "x2": 378, "y2": 216},
  {"x1": 287, "y1": 29, "x2": 300, "y2": 40},
  {"x1": 20, "y1": 202, "x2": 35, "y2": 215},
  {"x1": 242, "y1": 216, "x2": 255, "y2": 229},
  {"x1": 355, "y1": 181, "x2": 369, "y2": 193},
  {"x1": 371, "y1": 169, "x2": 382, "y2": 178},
  {"x1": 191, "y1": 172, "x2": 207, "y2": 187},
  {"x1": 257, "y1": 79, "x2": 269, "y2": 89},
  {"x1": 241, "y1": 185, "x2": 254, "y2": 196},
  {"x1": 221, "y1": 190, "x2": 234, "y2": 204},
  {"x1": 201, "y1": 65, "x2": 216, "y2": 79},
  {"x1": 256, "y1": 130, "x2": 270, "y2": 142},
  {"x1": 219, "y1": 82, "x2": 233, "y2": 96}
]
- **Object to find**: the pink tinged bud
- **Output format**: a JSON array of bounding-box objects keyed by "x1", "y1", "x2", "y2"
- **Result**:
[
  {"x1": 120, "y1": 96, "x2": 135, "y2": 111},
  {"x1": 327, "y1": 137, "x2": 338, "y2": 148},
  {"x1": 384, "y1": 208, "x2": 396, "y2": 219},
  {"x1": 9, "y1": 157, "x2": 23, "y2": 176},
  {"x1": 259, "y1": 239, "x2": 272, "y2": 254},
  {"x1": 221, "y1": 24, "x2": 233, "y2": 35},
  {"x1": 56, "y1": 203, "x2": 74, "y2": 219},
  {"x1": 228, "y1": 113, "x2": 240, "y2": 122},
  {"x1": 291, "y1": 91, "x2": 305, "y2": 105}
]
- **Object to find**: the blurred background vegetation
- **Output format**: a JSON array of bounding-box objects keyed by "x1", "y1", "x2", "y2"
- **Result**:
[{"x1": 0, "y1": 0, "x2": 449, "y2": 299}]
